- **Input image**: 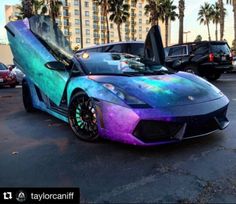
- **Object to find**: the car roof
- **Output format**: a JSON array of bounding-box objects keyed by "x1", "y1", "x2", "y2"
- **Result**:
[
  {"x1": 167, "y1": 41, "x2": 228, "y2": 48},
  {"x1": 77, "y1": 41, "x2": 144, "y2": 51}
]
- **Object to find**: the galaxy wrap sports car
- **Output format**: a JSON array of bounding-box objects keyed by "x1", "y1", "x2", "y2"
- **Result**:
[{"x1": 5, "y1": 16, "x2": 229, "y2": 146}]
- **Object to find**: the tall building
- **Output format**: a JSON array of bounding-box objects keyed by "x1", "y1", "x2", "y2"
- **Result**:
[
  {"x1": 58, "y1": 0, "x2": 169, "y2": 49},
  {"x1": 5, "y1": 1, "x2": 170, "y2": 49}
]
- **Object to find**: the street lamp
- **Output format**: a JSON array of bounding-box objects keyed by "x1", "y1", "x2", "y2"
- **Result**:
[{"x1": 183, "y1": 31, "x2": 191, "y2": 43}]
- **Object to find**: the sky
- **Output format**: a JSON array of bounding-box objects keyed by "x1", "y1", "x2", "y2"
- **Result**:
[{"x1": 0, "y1": 0, "x2": 234, "y2": 45}]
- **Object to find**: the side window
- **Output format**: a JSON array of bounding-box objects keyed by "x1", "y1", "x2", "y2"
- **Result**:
[
  {"x1": 194, "y1": 44, "x2": 208, "y2": 55},
  {"x1": 129, "y1": 43, "x2": 145, "y2": 57},
  {"x1": 168, "y1": 46, "x2": 187, "y2": 56}
]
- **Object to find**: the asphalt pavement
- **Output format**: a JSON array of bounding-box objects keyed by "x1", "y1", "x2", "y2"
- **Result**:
[{"x1": 1, "y1": 74, "x2": 236, "y2": 203}]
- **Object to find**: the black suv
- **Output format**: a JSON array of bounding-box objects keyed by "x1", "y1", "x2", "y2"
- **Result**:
[{"x1": 165, "y1": 41, "x2": 233, "y2": 80}]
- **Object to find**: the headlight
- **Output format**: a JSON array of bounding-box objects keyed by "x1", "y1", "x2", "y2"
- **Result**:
[{"x1": 103, "y1": 83, "x2": 150, "y2": 108}]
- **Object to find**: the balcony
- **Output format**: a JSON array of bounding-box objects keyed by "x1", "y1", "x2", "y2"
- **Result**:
[{"x1": 93, "y1": 25, "x2": 100, "y2": 30}]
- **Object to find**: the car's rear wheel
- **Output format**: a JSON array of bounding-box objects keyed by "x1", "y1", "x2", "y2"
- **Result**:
[
  {"x1": 22, "y1": 80, "x2": 35, "y2": 112},
  {"x1": 184, "y1": 65, "x2": 199, "y2": 75},
  {"x1": 205, "y1": 72, "x2": 221, "y2": 81},
  {"x1": 68, "y1": 92, "x2": 99, "y2": 142}
]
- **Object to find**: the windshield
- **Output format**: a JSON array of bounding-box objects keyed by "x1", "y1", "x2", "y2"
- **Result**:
[
  {"x1": 210, "y1": 43, "x2": 230, "y2": 54},
  {"x1": 29, "y1": 15, "x2": 73, "y2": 60},
  {"x1": 76, "y1": 52, "x2": 169, "y2": 75}
]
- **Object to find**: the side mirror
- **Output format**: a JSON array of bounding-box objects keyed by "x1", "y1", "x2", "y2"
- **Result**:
[
  {"x1": 8, "y1": 67, "x2": 13, "y2": 71},
  {"x1": 45, "y1": 61, "x2": 65, "y2": 71}
]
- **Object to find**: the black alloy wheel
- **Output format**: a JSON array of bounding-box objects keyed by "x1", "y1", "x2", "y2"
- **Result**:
[{"x1": 68, "y1": 92, "x2": 99, "y2": 142}]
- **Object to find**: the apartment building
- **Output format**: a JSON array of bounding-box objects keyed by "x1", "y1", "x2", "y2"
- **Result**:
[
  {"x1": 5, "y1": 0, "x2": 170, "y2": 49},
  {"x1": 59, "y1": 0, "x2": 169, "y2": 49}
]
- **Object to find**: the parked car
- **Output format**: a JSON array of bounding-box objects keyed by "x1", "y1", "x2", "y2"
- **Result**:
[
  {"x1": 8, "y1": 64, "x2": 25, "y2": 84},
  {"x1": 0, "y1": 62, "x2": 17, "y2": 88},
  {"x1": 165, "y1": 41, "x2": 233, "y2": 81},
  {"x1": 5, "y1": 15, "x2": 229, "y2": 146},
  {"x1": 232, "y1": 56, "x2": 236, "y2": 71},
  {"x1": 77, "y1": 41, "x2": 145, "y2": 57}
]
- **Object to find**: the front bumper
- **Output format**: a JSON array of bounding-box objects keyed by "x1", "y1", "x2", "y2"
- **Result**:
[{"x1": 96, "y1": 96, "x2": 229, "y2": 146}]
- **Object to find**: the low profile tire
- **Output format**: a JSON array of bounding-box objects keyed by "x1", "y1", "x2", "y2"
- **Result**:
[
  {"x1": 184, "y1": 65, "x2": 200, "y2": 75},
  {"x1": 68, "y1": 92, "x2": 99, "y2": 142},
  {"x1": 205, "y1": 72, "x2": 221, "y2": 81},
  {"x1": 22, "y1": 80, "x2": 35, "y2": 112}
]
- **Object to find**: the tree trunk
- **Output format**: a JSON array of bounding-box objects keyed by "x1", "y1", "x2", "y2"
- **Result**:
[
  {"x1": 165, "y1": 17, "x2": 169, "y2": 47},
  {"x1": 22, "y1": 0, "x2": 33, "y2": 18},
  {"x1": 178, "y1": 0, "x2": 185, "y2": 44},
  {"x1": 117, "y1": 24, "x2": 122, "y2": 41},
  {"x1": 216, "y1": 22, "x2": 218, "y2": 41},
  {"x1": 105, "y1": 14, "x2": 110, "y2": 43},
  {"x1": 218, "y1": 0, "x2": 225, "y2": 41},
  {"x1": 207, "y1": 22, "x2": 211, "y2": 41},
  {"x1": 234, "y1": 3, "x2": 236, "y2": 41}
]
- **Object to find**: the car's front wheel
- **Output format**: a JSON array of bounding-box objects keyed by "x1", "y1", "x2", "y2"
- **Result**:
[
  {"x1": 68, "y1": 92, "x2": 99, "y2": 142},
  {"x1": 205, "y1": 72, "x2": 221, "y2": 81},
  {"x1": 22, "y1": 80, "x2": 35, "y2": 112}
]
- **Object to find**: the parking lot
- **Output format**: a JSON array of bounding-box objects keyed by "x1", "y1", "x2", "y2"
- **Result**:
[{"x1": 0, "y1": 73, "x2": 236, "y2": 203}]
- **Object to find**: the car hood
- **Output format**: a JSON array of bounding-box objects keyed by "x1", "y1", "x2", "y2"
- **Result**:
[{"x1": 89, "y1": 72, "x2": 223, "y2": 108}]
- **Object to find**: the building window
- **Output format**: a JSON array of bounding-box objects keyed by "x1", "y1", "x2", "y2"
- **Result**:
[
  {"x1": 85, "y1": 1, "x2": 89, "y2": 7},
  {"x1": 75, "y1": 19, "x2": 80, "y2": 25},
  {"x1": 86, "y1": 29, "x2": 90, "y2": 35},
  {"x1": 74, "y1": 9, "x2": 79, "y2": 15},
  {"x1": 76, "y1": 38, "x2": 81, "y2": 43},
  {"x1": 85, "y1": 11, "x2": 89, "y2": 16},
  {"x1": 139, "y1": 19, "x2": 142, "y2": 24},
  {"x1": 139, "y1": 3, "x2": 142, "y2": 8},
  {"x1": 110, "y1": 23, "x2": 113, "y2": 29},
  {"x1": 139, "y1": 34, "x2": 142, "y2": 39},
  {"x1": 110, "y1": 32, "x2": 114, "y2": 38},
  {"x1": 146, "y1": 20, "x2": 149, "y2": 24},
  {"x1": 146, "y1": 27, "x2": 149, "y2": 32},
  {"x1": 75, "y1": 28, "x2": 80, "y2": 34},
  {"x1": 74, "y1": 0, "x2": 79, "y2": 6},
  {"x1": 139, "y1": 26, "x2": 142, "y2": 32},
  {"x1": 86, "y1": 38, "x2": 90, "y2": 44},
  {"x1": 85, "y1": 20, "x2": 90, "y2": 26},
  {"x1": 64, "y1": 29, "x2": 69, "y2": 35},
  {"x1": 139, "y1": 11, "x2": 142, "y2": 16}
]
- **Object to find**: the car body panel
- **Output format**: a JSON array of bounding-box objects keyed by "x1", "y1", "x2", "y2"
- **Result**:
[{"x1": 6, "y1": 17, "x2": 69, "y2": 106}]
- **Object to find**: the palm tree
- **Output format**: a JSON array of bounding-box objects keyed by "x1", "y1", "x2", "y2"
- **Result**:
[
  {"x1": 22, "y1": 0, "x2": 33, "y2": 18},
  {"x1": 161, "y1": 0, "x2": 178, "y2": 47},
  {"x1": 212, "y1": 2, "x2": 221, "y2": 41},
  {"x1": 178, "y1": 0, "x2": 185, "y2": 44},
  {"x1": 93, "y1": 0, "x2": 110, "y2": 43},
  {"x1": 18, "y1": 0, "x2": 47, "y2": 19},
  {"x1": 227, "y1": 0, "x2": 236, "y2": 42},
  {"x1": 198, "y1": 3, "x2": 213, "y2": 41},
  {"x1": 43, "y1": 0, "x2": 63, "y2": 23},
  {"x1": 218, "y1": 0, "x2": 225, "y2": 40},
  {"x1": 144, "y1": 0, "x2": 164, "y2": 26},
  {"x1": 109, "y1": 0, "x2": 130, "y2": 41}
]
